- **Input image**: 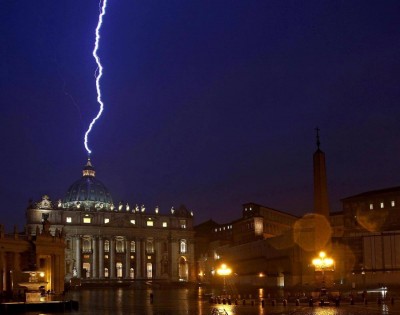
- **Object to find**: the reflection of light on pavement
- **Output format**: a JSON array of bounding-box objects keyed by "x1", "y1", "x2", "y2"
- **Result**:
[
  {"x1": 213, "y1": 304, "x2": 266, "y2": 315},
  {"x1": 311, "y1": 308, "x2": 339, "y2": 315},
  {"x1": 381, "y1": 304, "x2": 389, "y2": 315}
]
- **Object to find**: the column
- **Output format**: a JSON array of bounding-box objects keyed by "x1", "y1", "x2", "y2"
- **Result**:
[
  {"x1": 75, "y1": 237, "x2": 81, "y2": 278},
  {"x1": 54, "y1": 254, "x2": 61, "y2": 293},
  {"x1": 141, "y1": 238, "x2": 146, "y2": 278},
  {"x1": 169, "y1": 238, "x2": 178, "y2": 280},
  {"x1": 125, "y1": 240, "x2": 130, "y2": 279},
  {"x1": 92, "y1": 237, "x2": 98, "y2": 278},
  {"x1": 110, "y1": 238, "x2": 116, "y2": 279},
  {"x1": 0, "y1": 251, "x2": 4, "y2": 292},
  {"x1": 188, "y1": 241, "x2": 195, "y2": 281},
  {"x1": 98, "y1": 237, "x2": 104, "y2": 278},
  {"x1": 135, "y1": 238, "x2": 141, "y2": 278},
  {"x1": 155, "y1": 239, "x2": 161, "y2": 278}
]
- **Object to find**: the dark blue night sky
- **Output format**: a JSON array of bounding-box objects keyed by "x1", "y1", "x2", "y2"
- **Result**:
[{"x1": 1, "y1": 1, "x2": 399, "y2": 230}]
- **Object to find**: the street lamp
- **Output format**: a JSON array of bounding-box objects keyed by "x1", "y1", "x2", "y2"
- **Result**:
[
  {"x1": 216, "y1": 264, "x2": 232, "y2": 294},
  {"x1": 312, "y1": 251, "x2": 334, "y2": 294}
]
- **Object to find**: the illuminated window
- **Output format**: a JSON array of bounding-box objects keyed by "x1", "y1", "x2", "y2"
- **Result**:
[
  {"x1": 180, "y1": 239, "x2": 187, "y2": 253},
  {"x1": 104, "y1": 240, "x2": 110, "y2": 253},
  {"x1": 104, "y1": 268, "x2": 109, "y2": 278},
  {"x1": 147, "y1": 256, "x2": 151, "y2": 260},
  {"x1": 162, "y1": 222, "x2": 168, "y2": 227},
  {"x1": 380, "y1": 202, "x2": 384, "y2": 209},
  {"x1": 369, "y1": 204, "x2": 374, "y2": 210},
  {"x1": 130, "y1": 219, "x2": 136, "y2": 225},
  {"x1": 116, "y1": 239, "x2": 124, "y2": 253},
  {"x1": 66, "y1": 217, "x2": 72, "y2": 223},
  {"x1": 104, "y1": 255, "x2": 108, "y2": 259},
  {"x1": 83, "y1": 217, "x2": 91, "y2": 224},
  {"x1": 392, "y1": 201, "x2": 396, "y2": 207},
  {"x1": 104, "y1": 218, "x2": 110, "y2": 224},
  {"x1": 147, "y1": 220, "x2": 153, "y2": 227},
  {"x1": 130, "y1": 255, "x2": 134, "y2": 259},
  {"x1": 82, "y1": 239, "x2": 91, "y2": 253},
  {"x1": 180, "y1": 220, "x2": 186, "y2": 229},
  {"x1": 130, "y1": 241, "x2": 136, "y2": 252},
  {"x1": 146, "y1": 240, "x2": 154, "y2": 253}
]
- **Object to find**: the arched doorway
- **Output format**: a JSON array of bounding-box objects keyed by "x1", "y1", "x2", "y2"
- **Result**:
[
  {"x1": 146, "y1": 263, "x2": 153, "y2": 279},
  {"x1": 178, "y1": 256, "x2": 188, "y2": 281},
  {"x1": 116, "y1": 262, "x2": 123, "y2": 278}
]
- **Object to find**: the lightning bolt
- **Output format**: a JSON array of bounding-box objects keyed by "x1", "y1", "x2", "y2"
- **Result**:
[{"x1": 84, "y1": 0, "x2": 108, "y2": 155}]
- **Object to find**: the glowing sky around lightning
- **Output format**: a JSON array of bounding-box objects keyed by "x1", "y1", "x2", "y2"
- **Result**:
[{"x1": 84, "y1": 0, "x2": 108, "y2": 155}]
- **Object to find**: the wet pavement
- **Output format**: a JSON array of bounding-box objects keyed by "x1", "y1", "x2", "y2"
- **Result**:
[{"x1": 17, "y1": 287, "x2": 400, "y2": 315}]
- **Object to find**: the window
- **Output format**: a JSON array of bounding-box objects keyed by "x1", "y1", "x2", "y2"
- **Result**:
[
  {"x1": 369, "y1": 203, "x2": 374, "y2": 210},
  {"x1": 66, "y1": 217, "x2": 72, "y2": 223},
  {"x1": 162, "y1": 222, "x2": 168, "y2": 227},
  {"x1": 180, "y1": 220, "x2": 187, "y2": 229},
  {"x1": 392, "y1": 200, "x2": 396, "y2": 207},
  {"x1": 147, "y1": 220, "x2": 154, "y2": 227},
  {"x1": 130, "y1": 241, "x2": 136, "y2": 253},
  {"x1": 104, "y1": 218, "x2": 110, "y2": 224},
  {"x1": 146, "y1": 240, "x2": 154, "y2": 253},
  {"x1": 130, "y1": 220, "x2": 136, "y2": 225},
  {"x1": 104, "y1": 268, "x2": 109, "y2": 278},
  {"x1": 104, "y1": 240, "x2": 110, "y2": 253},
  {"x1": 83, "y1": 217, "x2": 91, "y2": 224},
  {"x1": 180, "y1": 239, "x2": 187, "y2": 254},
  {"x1": 83, "y1": 239, "x2": 91, "y2": 253},
  {"x1": 380, "y1": 202, "x2": 384, "y2": 209},
  {"x1": 116, "y1": 239, "x2": 124, "y2": 253}
]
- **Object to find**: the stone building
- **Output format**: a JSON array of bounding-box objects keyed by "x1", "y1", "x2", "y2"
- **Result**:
[
  {"x1": 25, "y1": 159, "x2": 196, "y2": 284},
  {"x1": 332, "y1": 186, "x2": 400, "y2": 289},
  {"x1": 195, "y1": 133, "x2": 400, "y2": 291},
  {"x1": 0, "y1": 221, "x2": 65, "y2": 295}
]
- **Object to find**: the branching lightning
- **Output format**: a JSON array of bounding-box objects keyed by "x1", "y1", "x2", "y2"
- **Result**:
[{"x1": 84, "y1": 0, "x2": 108, "y2": 155}]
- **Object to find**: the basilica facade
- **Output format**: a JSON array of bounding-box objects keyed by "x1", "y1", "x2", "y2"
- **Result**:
[{"x1": 25, "y1": 159, "x2": 195, "y2": 284}]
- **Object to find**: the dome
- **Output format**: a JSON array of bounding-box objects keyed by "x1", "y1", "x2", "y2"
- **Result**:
[{"x1": 62, "y1": 158, "x2": 113, "y2": 210}]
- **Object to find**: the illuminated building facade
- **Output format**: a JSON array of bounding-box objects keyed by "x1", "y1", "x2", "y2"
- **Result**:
[{"x1": 25, "y1": 159, "x2": 195, "y2": 284}]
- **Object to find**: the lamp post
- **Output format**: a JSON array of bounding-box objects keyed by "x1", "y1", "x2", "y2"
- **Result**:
[
  {"x1": 217, "y1": 264, "x2": 232, "y2": 294},
  {"x1": 312, "y1": 251, "x2": 334, "y2": 294}
]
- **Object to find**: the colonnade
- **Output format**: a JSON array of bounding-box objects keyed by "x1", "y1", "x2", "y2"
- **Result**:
[{"x1": 71, "y1": 235, "x2": 186, "y2": 280}]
